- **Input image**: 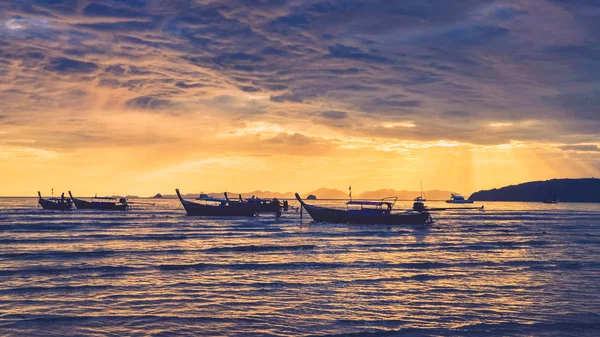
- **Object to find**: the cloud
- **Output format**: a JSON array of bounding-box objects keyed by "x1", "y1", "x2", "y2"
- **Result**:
[
  {"x1": 126, "y1": 95, "x2": 175, "y2": 110},
  {"x1": 270, "y1": 93, "x2": 304, "y2": 103},
  {"x1": 440, "y1": 110, "x2": 474, "y2": 118},
  {"x1": 328, "y1": 44, "x2": 388, "y2": 63},
  {"x1": 175, "y1": 82, "x2": 205, "y2": 89},
  {"x1": 83, "y1": 3, "x2": 146, "y2": 18},
  {"x1": 1, "y1": 0, "x2": 600, "y2": 151},
  {"x1": 543, "y1": 90, "x2": 600, "y2": 120},
  {"x1": 319, "y1": 111, "x2": 348, "y2": 120},
  {"x1": 44, "y1": 57, "x2": 99, "y2": 74},
  {"x1": 557, "y1": 144, "x2": 600, "y2": 152}
]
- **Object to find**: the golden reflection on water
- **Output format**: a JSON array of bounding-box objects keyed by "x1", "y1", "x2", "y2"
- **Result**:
[{"x1": 0, "y1": 198, "x2": 599, "y2": 336}]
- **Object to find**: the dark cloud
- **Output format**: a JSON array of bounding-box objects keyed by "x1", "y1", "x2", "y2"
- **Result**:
[
  {"x1": 239, "y1": 86, "x2": 261, "y2": 92},
  {"x1": 558, "y1": 145, "x2": 600, "y2": 152},
  {"x1": 487, "y1": 7, "x2": 528, "y2": 21},
  {"x1": 126, "y1": 95, "x2": 175, "y2": 110},
  {"x1": 367, "y1": 98, "x2": 421, "y2": 108},
  {"x1": 105, "y1": 65, "x2": 126, "y2": 76},
  {"x1": 269, "y1": 14, "x2": 311, "y2": 30},
  {"x1": 440, "y1": 110, "x2": 474, "y2": 119},
  {"x1": 83, "y1": 3, "x2": 145, "y2": 18},
  {"x1": 1, "y1": 0, "x2": 599, "y2": 148},
  {"x1": 44, "y1": 57, "x2": 99, "y2": 74},
  {"x1": 429, "y1": 25, "x2": 510, "y2": 46},
  {"x1": 319, "y1": 111, "x2": 348, "y2": 120},
  {"x1": 75, "y1": 21, "x2": 158, "y2": 32},
  {"x1": 546, "y1": 0, "x2": 600, "y2": 8},
  {"x1": 328, "y1": 44, "x2": 388, "y2": 63},
  {"x1": 543, "y1": 90, "x2": 600, "y2": 120},
  {"x1": 175, "y1": 82, "x2": 205, "y2": 89},
  {"x1": 270, "y1": 93, "x2": 304, "y2": 103},
  {"x1": 328, "y1": 68, "x2": 360, "y2": 75}
]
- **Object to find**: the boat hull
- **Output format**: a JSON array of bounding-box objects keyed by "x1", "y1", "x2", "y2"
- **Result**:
[
  {"x1": 445, "y1": 200, "x2": 474, "y2": 204},
  {"x1": 38, "y1": 193, "x2": 72, "y2": 211},
  {"x1": 176, "y1": 189, "x2": 257, "y2": 217},
  {"x1": 296, "y1": 194, "x2": 431, "y2": 225},
  {"x1": 72, "y1": 198, "x2": 129, "y2": 210},
  {"x1": 69, "y1": 192, "x2": 129, "y2": 210},
  {"x1": 245, "y1": 201, "x2": 281, "y2": 215}
]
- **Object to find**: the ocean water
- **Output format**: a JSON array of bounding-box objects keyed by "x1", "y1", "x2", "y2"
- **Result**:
[{"x1": 0, "y1": 198, "x2": 599, "y2": 337}]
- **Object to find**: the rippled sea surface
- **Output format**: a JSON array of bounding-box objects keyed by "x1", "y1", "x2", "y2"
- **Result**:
[{"x1": 1, "y1": 198, "x2": 599, "y2": 336}]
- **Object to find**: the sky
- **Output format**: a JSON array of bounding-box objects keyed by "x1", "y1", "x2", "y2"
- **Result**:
[{"x1": 0, "y1": 0, "x2": 599, "y2": 197}]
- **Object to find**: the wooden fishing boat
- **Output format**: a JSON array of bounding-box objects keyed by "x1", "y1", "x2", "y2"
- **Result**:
[
  {"x1": 176, "y1": 189, "x2": 257, "y2": 217},
  {"x1": 38, "y1": 191, "x2": 73, "y2": 211},
  {"x1": 295, "y1": 193, "x2": 432, "y2": 225},
  {"x1": 224, "y1": 193, "x2": 283, "y2": 217},
  {"x1": 69, "y1": 191, "x2": 130, "y2": 211}
]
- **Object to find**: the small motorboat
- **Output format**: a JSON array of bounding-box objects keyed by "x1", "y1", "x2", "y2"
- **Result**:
[
  {"x1": 414, "y1": 181, "x2": 427, "y2": 202},
  {"x1": 295, "y1": 193, "x2": 432, "y2": 225},
  {"x1": 69, "y1": 191, "x2": 130, "y2": 211},
  {"x1": 196, "y1": 193, "x2": 216, "y2": 201},
  {"x1": 446, "y1": 193, "x2": 474, "y2": 204},
  {"x1": 38, "y1": 191, "x2": 73, "y2": 211},
  {"x1": 176, "y1": 189, "x2": 257, "y2": 217},
  {"x1": 542, "y1": 189, "x2": 559, "y2": 204}
]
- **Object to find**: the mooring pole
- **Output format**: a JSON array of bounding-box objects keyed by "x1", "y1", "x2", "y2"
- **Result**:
[{"x1": 300, "y1": 205, "x2": 303, "y2": 219}]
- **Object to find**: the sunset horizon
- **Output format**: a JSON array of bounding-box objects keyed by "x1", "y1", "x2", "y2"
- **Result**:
[
  {"x1": 24, "y1": 175, "x2": 599, "y2": 200},
  {"x1": 1, "y1": 1, "x2": 600, "y2": 336},
  {"x1": 1, "y1": 1, "x2": 599, "y2": 197}
]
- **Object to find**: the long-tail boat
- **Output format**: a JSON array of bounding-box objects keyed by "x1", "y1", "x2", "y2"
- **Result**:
[
  {"x1": 38, "y1": 191, "x2": 73, "y2": 211},
  {"x1": 224, "y1": 192, "x2": 283, "y2": 217},
  {"x1": 69, "y1": 191, "x2": 130, "y2": 211},
  {"x1": 295, "y1": 193, "x2": 432, "y2": 225},
  {"x1": 176, "y1": 189, "x2": 257, "y2": 217}
]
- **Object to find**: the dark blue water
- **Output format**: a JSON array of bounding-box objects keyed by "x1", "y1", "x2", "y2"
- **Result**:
[{"x1": 1, "y1": 198, "x2": 599, "y2": 336}]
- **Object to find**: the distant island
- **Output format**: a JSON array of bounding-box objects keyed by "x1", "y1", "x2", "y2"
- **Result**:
[
  {"x1": 469, "y1": 178, "x2": 600, "y2": 202},
  {"x1": 159, "y1": 188, "x2": 453, "y2": 200},
  {"x1": 152, "y1": 193, "x2": 163, "y2": 199}
]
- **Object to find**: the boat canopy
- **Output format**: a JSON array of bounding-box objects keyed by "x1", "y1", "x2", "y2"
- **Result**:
[
  {"x1": 201, "y1": 196, "x2": 228, "y2": 203},
  {"x1": 93, "y1": 196, "x2": 118, "y2": 200},
  {"x1": 347, "y1": 200, "x2": 392, "y2": 207},
  {"x1": 347, "y1": 196, "x2": 397, "y2": 208}
]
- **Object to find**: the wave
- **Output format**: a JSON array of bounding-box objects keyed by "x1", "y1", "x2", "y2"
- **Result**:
[
  {"x1": 0, "y1": 265, "x2": 141, "y2": 277},
  {"x1": 0, "y1": 250, "x2": 115, "y2": 260},
  {"x1": 309, "y1": 317, "x2": 600, "y2": 337},
  {"x1": 4, "y1": 259, "x2": 598, "y2": 278},
  {"x1": 202, "y1": 244, "x2": 316, "y2": 253}
]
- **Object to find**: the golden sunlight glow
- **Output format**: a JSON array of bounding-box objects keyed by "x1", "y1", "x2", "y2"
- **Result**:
[
  {"x1": 488, "y1": 122, "x2": 514, "y2": 128},
  {"x1": 381, "y1": 122, "x2": 416, "y2": 128}
]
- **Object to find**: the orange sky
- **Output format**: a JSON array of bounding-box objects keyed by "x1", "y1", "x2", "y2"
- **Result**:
[
  {"x1": 1, "y1": 115, "x2": 596, "y2": 196},
  {"x1": 1, "y1": 1, "x2": 599, "y2": 196}
]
